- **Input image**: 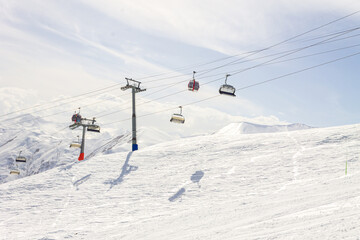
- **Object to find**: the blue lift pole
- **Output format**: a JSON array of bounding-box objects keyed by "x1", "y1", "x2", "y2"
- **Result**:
[
  {"x1": 121, "y1": 78, "x2": 146, "y2": 151},
  {"x1": 131, "y1": 87, "x2": 138, "y2": 151}
]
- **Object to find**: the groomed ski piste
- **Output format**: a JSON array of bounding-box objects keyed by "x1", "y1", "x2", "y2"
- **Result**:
[{"x1": 1, "y1": 122, "x2": 360, "y2": 239}]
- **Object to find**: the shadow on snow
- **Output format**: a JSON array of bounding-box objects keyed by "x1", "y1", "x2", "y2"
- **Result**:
[
  {"x1": 168, "y1": 188, "x2": 186, "y2": 202},
  {"x1": 191, "y1": 170, "x2": 204, "y2": 187},
  {"x1": 73, "y1": 174, "x2": 91, "y2": 190},
  {"x1": 104, "y1": 151, "x2": 138, "y2": 190}
]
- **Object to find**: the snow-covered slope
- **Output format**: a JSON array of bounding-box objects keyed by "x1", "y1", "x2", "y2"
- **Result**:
[
  {"x1": 0, "y1": 87, "x2": 293, "y2": 184},
  {"x1": 216, "y1": 122, "x2": 313, "y2": 135},
  {"x1": 0, "y1": 123, "x2": 359, "y2": 239},
  {"x1": 0, "y1": 116, "x2": 175, "y2": 184}
]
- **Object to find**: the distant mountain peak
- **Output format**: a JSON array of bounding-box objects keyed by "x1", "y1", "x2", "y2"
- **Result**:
[{"x1": 216, "y1": 122, "x2": 313, "y2": 135}]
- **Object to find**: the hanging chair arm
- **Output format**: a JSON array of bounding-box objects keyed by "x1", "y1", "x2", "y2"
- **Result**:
[
  {"x1": 193, "y1": 71, "x2": 196, "y2": 80},
  {"x1": 225, "y1": 74, "x2": 231, "y2": 84}
]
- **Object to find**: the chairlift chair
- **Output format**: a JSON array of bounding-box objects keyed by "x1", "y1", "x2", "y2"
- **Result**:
[
  {"x1": 219, "y1": 74, "x2": 236, "y2": 97},
  {"x1": 70, "y1": 143, "x2": 81, "y2": 148},
  {"x1": 87, "y1": 117, "x2": 100, "y2": 132},
  {"x1": 10, "y1": 170, "x2": 20, "y2": 175},
  {"x1": 16, "y1": 156, "x2": 26, "y2": 163},
  {"x1": 188, "y1": 71, "x2": 200, "y2": 91},
  {"x1": 170, "y1": 106, "x2": 185, "y2": 124},
  {"x1": 70, "y1": 135, "x2": 81, "y2": 148},
  {"x1": 87, "y1": 125, "x2": 100, "y2": 133},
  {"x1": 16, "y1": 151, "x2": 26, "y2": 163}
]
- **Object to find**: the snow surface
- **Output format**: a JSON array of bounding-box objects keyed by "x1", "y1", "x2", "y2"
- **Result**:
[
  {"x1": 0, "y1": 116, "x2": 175, "y2": 184},
  {"x1": 0, "y1": 117, "x2": 128, "y2": 184},
  {"x1": 216, "y1": 122, "x2": 313, "y2": 135},
  {"x1": 1, "y1": 123, "x2": 360, "y2": 239}
]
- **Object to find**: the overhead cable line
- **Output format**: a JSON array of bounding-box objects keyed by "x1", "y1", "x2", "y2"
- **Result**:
[
  {"x1": 2, "y1": 11, "x2": 359, "y2": 123},
  {"x1": 230, "y1": 27, "x2": 360, "y2": 76},
  {"x1": 0, "y1": 82, "x2": 123, "y2": 119},
  {"x1": 196, "y1": 26, "x2": 360, "y2": 78},
  {"x1": 262, "y1": 43, "x2": 360, "y2": 66},
  {"x1": 139, "y1": 38, "x2": 360, "y2": 101},
  {"x1": 137, "y1": 10, "x2": 360, "y2": 82},
  {"x1": 0, "y1": 90, "x2": 132, "y2": 128},
  {"x1": 130, "y1": 11, "x2": 360, "y2": 83},
  {"x1": 0, "y1": 89, "x2": 131, "y2": 125},
  {"x1": 133, "y1": 26, "x2": 360, "y2": 106},
  {"x1": 86, "y1": 35, "x2": 360, "y2": 120},
  {"x1": 133, "y1": 28, "x2": 360, "y2": 92},
  {"x1": 102, "y1": 50, "x2": 360, "y2": 126},
  {"x1": 196, "y1": 27, "x2": 360, "y2": 87},
  {"x1": 96, "y1": 27, "x2": 360, "y2": 119},
  {"x1": 287, "y1": 26, "x2": 360, "y2": 44},
  {"x1": 235, "y1": 51, "x2": 360, "y2": 91},
  {"x1": 71, "y1": 29, "x2": 360, "y2": 115}
]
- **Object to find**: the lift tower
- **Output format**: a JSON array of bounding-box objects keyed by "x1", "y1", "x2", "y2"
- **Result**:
[
  {"x1": 121, "y1": 78, "x2": 146, "y2": 151},
  {"x1": 69, "y1": 113, "x2": 100, "y2": 161}
]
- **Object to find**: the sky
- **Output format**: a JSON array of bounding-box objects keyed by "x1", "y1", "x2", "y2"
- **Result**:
[{"x1": 0, "y1": 0, "x2": 360, "y2": 133}]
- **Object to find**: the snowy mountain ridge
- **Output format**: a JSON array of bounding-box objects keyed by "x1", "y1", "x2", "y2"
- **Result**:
[
  {"x1": 0, "y1": 108, "x2": 295, "y2": 184},
  {"x1": 216, "y1": 122, "x2": 313, "y2": 135},
  {"x1": 0, "y1": 118, "x2": 175, "y2": 184}
]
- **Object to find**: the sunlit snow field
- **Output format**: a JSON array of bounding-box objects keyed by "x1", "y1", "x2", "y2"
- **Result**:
[{"x1": 1, "y1": 123, "x2": 360, "y2": 239}]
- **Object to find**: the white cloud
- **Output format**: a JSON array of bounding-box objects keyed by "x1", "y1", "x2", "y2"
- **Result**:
[
  {"x1": 0, "y1": 48, "x2": 114, "y2": 97},
  {"x1": 39, "y1": 24, "x2": 168, "y2": 75},
  {"x1": 0, "y1": 88, "x2": 38, "y2": 116},
  {"x1": 82, "y1": 0, "x2": 360, "y2": 54}
]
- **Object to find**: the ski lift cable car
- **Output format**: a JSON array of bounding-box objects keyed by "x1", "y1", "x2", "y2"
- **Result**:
[
  {"x1": 219, "y1": 74, "x2": 236, "y2": 97},
  {"x1": 16, "y1": 151, "x2": 26, "y2": 163},
  {"x1": 188, "y1": 71, "x2": 200, "y2": 91},
  {"x1": 170, "y1": 106, "x2": 185, "y2": 124}
]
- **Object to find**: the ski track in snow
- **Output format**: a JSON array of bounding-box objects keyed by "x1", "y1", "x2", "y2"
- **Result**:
[
  {"x1": 274, "y1": 132, "x2": 304, "y2": 193},
  {"x1": 0, "y1": 124, "x2": 360, "y2": 239}
]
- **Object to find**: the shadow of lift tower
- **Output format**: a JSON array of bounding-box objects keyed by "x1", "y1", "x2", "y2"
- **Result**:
[{"x1": 121, "y1": 78, "x2": 146, "y2": 151}]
